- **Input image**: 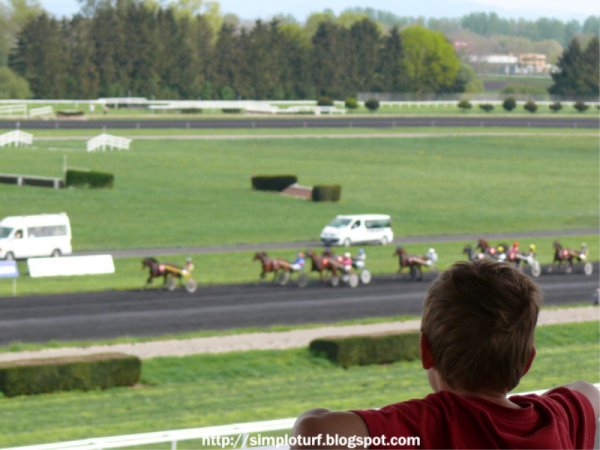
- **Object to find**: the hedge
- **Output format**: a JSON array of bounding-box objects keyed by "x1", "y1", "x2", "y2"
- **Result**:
[
  {"x1": 0, "y1": 353, "x2": 141, "y2": 397},
  {"x1": 309, "y1": 332, "x2": 420, "y2": 368},
  {"x1": 251, "y1": 175, "x2": 297, "y2": 191},
  {"x1": 57, "y1": 110, "x2": 84, "y2": 117},
  {"x1": 66, "y1": 169, "x2": 114, "y2": 188},
  {"x1": 311, "y1": 185, "x2": 341, "y2": 202}
]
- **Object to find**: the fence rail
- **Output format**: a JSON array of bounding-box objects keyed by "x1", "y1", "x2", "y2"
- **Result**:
[
  {"x1": 87, "y1": 134, "x2": 132, "y2": 152},
  {"x1": 8, "y1": 384, "x2": 599, "y2": 450},
  {"x1": 0, "y1": 130, "x2": 33, "y2": 147}
]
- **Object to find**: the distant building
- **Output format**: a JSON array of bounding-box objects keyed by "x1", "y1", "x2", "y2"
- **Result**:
[{"x1": 467, "y1": 53, "x2": 551, "y2": 75}]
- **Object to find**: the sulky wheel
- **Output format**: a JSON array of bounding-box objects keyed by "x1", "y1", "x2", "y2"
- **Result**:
[
  {"x1": 348, "y1": 273, "x2": 359, "y2": 288},
  {"x1": 276, "y1": 271, "x2": 290, "y2": 286},
  {"x1": 530, "y1": 261, "x2": 541, "y2": 278},
  {"x1": 360, "y1": 269, "x2": 372, "y2": 284},
  {"x1": 296, "y1": 272, "x2": 309, "y2": 288},
  {"x1": 166, "y1": 275, "x2": 177, "y2": 291},
  {"x1": 583, "y1": 262, "x2": 593, "y2": 276},
  {"x1": 330, "y1": 275, "x2": 340, "y2": 287},
  {"x1": 185, "y1": 278, "x2": 198, "y2": 293}
]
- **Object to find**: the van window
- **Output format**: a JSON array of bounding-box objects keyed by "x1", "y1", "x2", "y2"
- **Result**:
[
  {"x1": 351, "y1": 220, "x2": 361, "y2": 229},
  {"x1": 329, "y1": 218, "x2": 352, "y2": 228},
  {"x1": 0, "y1": 227, "x2": 12, "y2": 239},
  {"x1": 366, "y1": 219, "x2": 391, "y2": 229},
  {"x1": 27, "y1": 225, "x2": 68, "y2": 238}
]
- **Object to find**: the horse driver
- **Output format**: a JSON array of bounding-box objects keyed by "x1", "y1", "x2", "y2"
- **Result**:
[
  {"x1": 353, "y1": 248, "x2": 366, "y2": 269},
  {"x1": 291, "y1": 252, "x2": 305, "y2": 271},
  {"x1": 341, "y1": 252, "x2": 353, "y2": 272},
  {"x1": 182, "y1": 257, "x2": 194, "y2": 276},
  {"x1": 426, "y1": 248, "x2": 438, "y2": 266}
]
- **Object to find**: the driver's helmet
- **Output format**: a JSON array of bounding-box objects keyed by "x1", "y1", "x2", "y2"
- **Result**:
[
  {"x1": 428, "y1": 248, "x2": 435, "y2": 253},
  {"x1": 186, "y1": 257, "x2": 192, "y2": 263},
  {"x1": 298, "y1": 252, "x2": 304, "y2": 258},
  {"x1": 358, "y1": 248, "x2": 365, "y2": 255},
  {"x1": 344, "y1": 252, "x2": 351, "y2": 258},
  {"x1": 497, "y1": 246, "x2": 505, "y2": 253},
  {"x1": 513, "y1": 241, "x2": 519, "y2": 248},
  {"x1": 529, "y1": 244, "x2": 536, "y2": 252}
]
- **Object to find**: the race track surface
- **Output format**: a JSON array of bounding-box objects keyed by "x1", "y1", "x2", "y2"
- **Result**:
[
  {"x1": 0, "y1": 116, "x2": 598, "y2": 130},
  {"x1": 1, "y1": 266, "x2": 597, "y2": 344}
]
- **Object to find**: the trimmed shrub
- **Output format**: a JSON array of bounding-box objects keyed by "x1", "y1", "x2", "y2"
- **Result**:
[
  {"x1": 311, "y1": 185, "x2": 341, "y2": 202},
  {"x1": 573, "y1": 101, "x2": 589, "y2": 113},
  {"x1": 364, "y1": 98, "x2": 380, "y2": 111},
  {"x1": 251, "y1": 175, "x2": 297, "y2": 192},
  {"x1": 0, "y1": 353, "x2": 141, "y2": 397},
  {"x1": 502, "y1": 97, "x2": 517, "y2": 112},
  {"x1": 66, "y1": 169, "x2": 114, "y2": 189},
  {"x1": 221, "y1": 108, "x2": 242, "y2": 114},
  {"x1": 457, "y1": 100, "x2": 472, "y2": 111},
  {"x1": 523, "y1": 100, "x2": 538, "y2": 113},
  {"x1": 317, "y1": 96, "x2": 334, "y2": 106},
  {"x1": 181, "y1": 108, "x2": 202, "y2": 114},
  {"x1": 479, "y1": 103, "x2": 494, "y2": 112},
  {"x1": 310, "y1": 332, "x2": 420, "y2": 368},
  {"x1": 549, "y1": 102, "x2": 562, "y2": 112},
  {"x1": 57, "y1": 110, "x2": 84, "y2": 117},
  {"x1": 344, "y1": 97, "x2": 358, "y2": 109}
]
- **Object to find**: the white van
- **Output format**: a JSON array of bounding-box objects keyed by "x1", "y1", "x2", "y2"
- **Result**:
[
  {"x1": 320, "y1": 214, "x2": 394, "y2": 247},
  {"x1": 0, "y1": 213, "x2": 72, "y2": 260}
]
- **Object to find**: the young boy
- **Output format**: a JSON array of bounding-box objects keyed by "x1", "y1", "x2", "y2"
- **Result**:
[{"x1": 292, "y1": 260, "x2": 599, "y2": 449}]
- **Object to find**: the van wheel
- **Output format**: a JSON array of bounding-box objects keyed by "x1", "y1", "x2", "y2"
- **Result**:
[
  {"x1": 4, "y1": 252, "x2": 14, "y2": 261},
  {"x1": 343, "y1": 238, "x2": 352, "y2": 247},
  {"x1": 51, "y1": 249, "x2": 61, "y2": 257},
  {"x1": 380, "y1": 236, "x2": 389, "y2": 245}
]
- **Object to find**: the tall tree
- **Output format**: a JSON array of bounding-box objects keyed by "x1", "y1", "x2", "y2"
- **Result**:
[
  {"x1": 311, "y1": 21, "x2": 352, "y2": 98},
  {"x1": 377, "y1": 26, "x2": 404, "y2": 92},
  {"x1": 548, "y1": 38, "x2": 587, "y2": 97},
  {"x1": 349, "y1": 19, "x2": 380, "y2": 93},
  {"x1": 581, "y1": 37, "x2": 599, "y2": 97}
]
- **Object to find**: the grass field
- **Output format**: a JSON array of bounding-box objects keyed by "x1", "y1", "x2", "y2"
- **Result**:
[
  {"x1": 0, "y1": 132, "x2": 597, "y2": 251},
  {"x1": 0, "y1": 321, "x2": 597, "y2": 447}
]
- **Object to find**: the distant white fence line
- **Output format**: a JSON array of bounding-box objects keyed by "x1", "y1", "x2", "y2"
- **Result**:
[
  {"x1": 86, "y1": 134, "x2": 132, "y2": 152},
  {"x1": 0, "y1": 130, "x2": 33, "y2": 147},
  {"x1": 28, "y1": 106, "x2": 54, "y2": 118},
  {"x1": 0, "y1": 104, "x2": 27, "y2": 116},
  {"x1": 9, "y1": 384, "x2": 599, "y2": 450},
  {"x1": 28, "y1": 255, "x2": 115, "y2": 278}
]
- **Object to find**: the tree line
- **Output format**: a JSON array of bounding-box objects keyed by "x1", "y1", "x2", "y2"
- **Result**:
[{"x1": 7, "y1": 2, "x2": 469, "y2": 100}]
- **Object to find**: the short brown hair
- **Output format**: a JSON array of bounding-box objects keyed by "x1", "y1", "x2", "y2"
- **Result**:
[{"x1": 421, "y1": 260, "x2": 541, "y2": 393}]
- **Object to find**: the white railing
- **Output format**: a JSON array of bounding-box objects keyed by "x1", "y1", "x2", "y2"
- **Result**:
[
  {"x1": 28, "y1": 106, "x2": 54, "y2": 118},
  {"x1": 86, "y1": 134, "x2": 132, "y2": 152},
  {"x1": 0, "y1": 130, "x2": 33, "y2": 147},
  {"x1": 0, "y1": 104, "x2": 27, "y2": 116},
  {"x1": 8, "y1": 383, "x2": 599, "y2": 450}
]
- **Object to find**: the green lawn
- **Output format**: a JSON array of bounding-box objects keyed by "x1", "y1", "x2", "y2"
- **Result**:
[
  {"x1": 0, "y1": 321, "x2": 597, "y2": 447},
  {"x1": 0, "y1": 133, "x2": 597, "y2": 251}
]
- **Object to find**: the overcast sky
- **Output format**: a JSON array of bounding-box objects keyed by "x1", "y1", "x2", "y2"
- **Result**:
[{"x1": 39, "y1": 0, "x2": 597, "y2": 21}]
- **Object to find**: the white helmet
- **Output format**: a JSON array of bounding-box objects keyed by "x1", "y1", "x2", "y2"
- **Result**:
[
  {"x1": 344, "y1": 252, "x2": 351, "y2": 258},
  {"x1": 428, "y1": 248, "x2": 435, "y2": 253}
]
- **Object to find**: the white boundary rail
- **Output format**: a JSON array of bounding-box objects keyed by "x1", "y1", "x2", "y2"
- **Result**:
[
  {"x1": 7, "y1": 384, "x2": 599, "y2": 450},
  {"x1": 0, "y1": 104, "x2": 27, "y2": 116},
  {"x1": 87, "y1": 134, "x2": 132, "y2": 152},
  {"x1": 28, "y1": 106, "x2": 54, "y2": 118},
  {"x1": 0, "y1": 130, "x2": 33, "y2": 147}
]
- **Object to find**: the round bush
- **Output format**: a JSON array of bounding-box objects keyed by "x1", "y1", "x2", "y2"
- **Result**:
[
  {"x1": 523, "y1": 100, "x2": 538, "y2": 113},
  {"x1": 457, "y1": 100, "x2": 472, "y2": 111},
  {"x1": 364, "y1": 99, "x2": 380, "y2": 111},
  {"x1": 549, "y1": 102, "x2": 562, "y2": 113},
  {"x1": 502, "y1": 97, "x2": 517, "y2": 112},
  {"x1": 573, "y1": 101, "x2": 589, "y2": 113},
  {"x1": 479, "y1": 103, "x2": 494, "y2": 112},
  {"x1": 345, "y1": 97, "x2": 358, "y2": 109},
  {"x1": 317, "y1": 96, "x2": 334, "y2": 106}
]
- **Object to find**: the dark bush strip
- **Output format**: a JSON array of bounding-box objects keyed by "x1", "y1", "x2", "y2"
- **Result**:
[
  {"x1": 66, "y1": 169, "x2": 114, "y2": 188},
  {"x1": 312, "y1": 185, "x2": 341, "y2": 202},
  {"x1": 251, "y1": 175, "x2": 297, "y2": 191}
]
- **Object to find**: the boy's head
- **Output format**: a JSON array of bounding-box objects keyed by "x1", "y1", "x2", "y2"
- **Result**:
[{"x1": 421, "y1": 260, "x2": 541, "y2": 394}]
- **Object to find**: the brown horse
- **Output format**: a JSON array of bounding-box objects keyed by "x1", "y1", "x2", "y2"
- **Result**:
[
  {"x1": 253, "y1": 252, "x2": 290, "y2": 281},
  {"x1": 394, "y1": 247, "x2": 429, "y2": 280},
  {"x1": 142, "y1": 257, "x2": 186, "y2": 287},
  {"x1": 306, "y1": 250, "x2": 340, "y2": 281},
  {"x1": 550, "y1": 241, "x2": 588, "y2": 273}
]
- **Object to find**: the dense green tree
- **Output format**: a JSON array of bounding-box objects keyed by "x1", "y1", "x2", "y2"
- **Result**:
[
  {"x1": 581, "y1": 37, "x2": 599, "y2": 97},
  {"x1": 349, "y1": 19, "x2": 380, "y2": 93},
  {"x1": 400, "y1": 25, "x2": 461, "y2": 95},
  {"x1": 376, "y1": 26, "x2": 404, "y2": 92},
  {"x1": 64, "y1": 16, "x2": 99, "y2": 98},
  {"x1": 311, "y1": 21, "x2": 353, "y2": 98},
  {"x1": 210, "y1": 24, "x2": 243, "y2": 99},
  {"x1": 0, "y1": 65, "x2": 31, "y2": 97},
  {"x1": 548, "y1": 38, "x2": 597, "y2": 98}
]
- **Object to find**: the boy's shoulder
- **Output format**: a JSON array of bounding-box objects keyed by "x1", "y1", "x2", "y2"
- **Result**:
[{"x1": 352, "y1": 388, "x2": 596, "y2": 449}]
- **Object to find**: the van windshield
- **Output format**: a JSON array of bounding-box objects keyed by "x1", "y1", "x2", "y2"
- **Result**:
[
  {"x1": 0, "y1": 227, "x2": 13, "y2": 238},
  {"x1": 329, "y1": 218, "x2": 352, "y2": 228}
]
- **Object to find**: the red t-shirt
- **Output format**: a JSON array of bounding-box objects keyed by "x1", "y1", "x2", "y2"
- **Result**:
[{"x1": 353, "y1": 387, "x2": 596, "y2": 449}]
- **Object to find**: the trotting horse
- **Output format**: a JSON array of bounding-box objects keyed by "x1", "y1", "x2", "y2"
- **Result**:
[
  {"x1": 253, "y1": 252, "x2": 290, "y2": 281},
  {"x1": 394, "y1": 247, "x2": 429, "y2": 280},
  {"x1": 306, "y1": 250, "x2": 340, "y2": 282},
  {"x1": 142, "y1": 257, "x2": 185, "y2": 287},
  {"x1": 550, "y1": 241, "x2": 588, "y2": 273}
]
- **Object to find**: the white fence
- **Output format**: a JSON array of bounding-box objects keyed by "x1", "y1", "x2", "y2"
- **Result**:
[
  {"x1": 28, "y1": 255, "x2": 115, "y2": 278},
  {"x1": 0, "y1": 104, "x2": 27, "y2": 116},
  {"x1": 0, "y1": 130, "x2": 33, "y2": 147},
  {"x1": 29, "y1": 106, "x2": 54, "y2": 118},
  {"x1": 9, "y1": 384, "x2": 599, "y2": 450},
  {"x1": 87, "y1": 134, "x2": 132, "y2": 152}
]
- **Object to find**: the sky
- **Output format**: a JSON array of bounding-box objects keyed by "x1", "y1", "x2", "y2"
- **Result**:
[{"x1": 39, "y1": 0, "x2": 597, "y2": 21}]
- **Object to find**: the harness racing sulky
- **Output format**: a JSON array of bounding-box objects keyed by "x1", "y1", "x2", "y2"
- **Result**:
[{"x1": 142, "y1": 257, "x2": 198, "y2": 293}]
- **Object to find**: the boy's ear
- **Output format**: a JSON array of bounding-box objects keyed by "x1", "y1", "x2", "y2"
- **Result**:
[
  {"x1": 420, "y1": 333, "x2": 434, "y2": 369},
  {"x1": 522, "y1": 347, "x2": 536, "y2": 376}
]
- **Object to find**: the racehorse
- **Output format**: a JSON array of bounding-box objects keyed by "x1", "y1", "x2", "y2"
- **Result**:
[
  {"x1": 394, "y1": 247, "x2": 429, "y2": 280},
  {"x1": 306, "y1": 250, "x2": 340, "y2": 281},
  {"x1": 142, "y1": 257, "x2": 186, "y2": 287},
  {"x1": 550, "y1": 241, "x2": 589, "y2": 273},
  {"x1": 253, "y1": 252, "x2": 290, "y2": 281}
]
